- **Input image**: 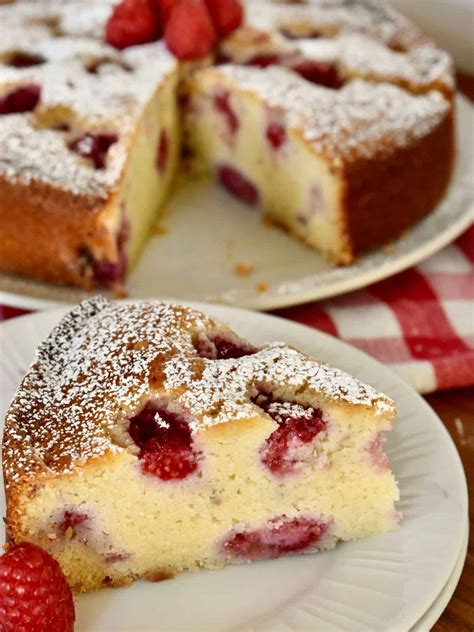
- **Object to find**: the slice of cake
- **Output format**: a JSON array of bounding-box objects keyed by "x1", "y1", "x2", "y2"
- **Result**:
[
  {"x1": 3, "y1": 297, "x2": 400, "y2": 592},
  {"x1": 185, "y1": 64, "x2": 452, "y2": 263}
]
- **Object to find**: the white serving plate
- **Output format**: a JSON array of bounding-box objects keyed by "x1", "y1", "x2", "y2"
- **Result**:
[
  {"x1": 0, "y1": 96, "x2": 472, "y2": 312},
  {"x1": 0, "y1": 302, "x2": 468, "y2": 631}
]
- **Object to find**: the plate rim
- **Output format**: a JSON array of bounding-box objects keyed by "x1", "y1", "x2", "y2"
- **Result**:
[
  {"x1": 0, "y1": 301, "x2": 469, "y2": 631},
  {"x1": 0, "y1": 95, "x2": 472, "y2": 312},
  {"x1": 411, "y1": 516, "x2": 469, "y2": 631}
]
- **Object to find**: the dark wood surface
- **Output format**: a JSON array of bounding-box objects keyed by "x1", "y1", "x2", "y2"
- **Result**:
[{"x1": 427, "y1": 388, "x2": 474, "y2": 631}]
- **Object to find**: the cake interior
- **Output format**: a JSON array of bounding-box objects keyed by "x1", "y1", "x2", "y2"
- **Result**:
[
  {"x1": 14, "y1": 388, "x2": 398, "y2": 592},
  {"x1": 185, "y1": 67, "x2": 349, "y2": 263}
]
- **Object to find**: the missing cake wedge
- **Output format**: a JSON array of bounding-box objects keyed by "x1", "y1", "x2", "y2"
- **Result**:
[{"x1": 3, "y1": 297, "x2": 400, "y2": 592}]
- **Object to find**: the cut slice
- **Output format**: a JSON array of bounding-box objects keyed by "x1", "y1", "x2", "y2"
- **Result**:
[{"x1": 3, "y1": 298, "x2": 400, "y2": 592}]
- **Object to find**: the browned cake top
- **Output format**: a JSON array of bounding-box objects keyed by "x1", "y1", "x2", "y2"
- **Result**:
[{"x1": 3, "y1": 298, "x2": 394, "y2": 486}]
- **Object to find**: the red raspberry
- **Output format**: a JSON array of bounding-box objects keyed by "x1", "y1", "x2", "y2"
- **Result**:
[
  {"x1": 128, "y1": 403, "x2": 200, "y2": 480},
  {"x1": 218, "y1": 165, "x2": 259, "y2": 205},
  {"x1": 0, "y1": 84, "x2": 41, "y2": 115},
  {"x1": 0, "y1": 542, "x2": 75, "y2": 632},
  {"x1": 204, "y1": 0, "x2": 243, "y2": 37},
  {"x1": 152, "y1": 0, "x2": 178, "y2": 22},
  {"x1": 105, "y1": 0, "x2": 161, "y2": 50},
  {"x1": 164, "y1": 0, "x2": 217, "y2": 60},
  {"x1": 222, "y1": 516, "x2": 329, "y2": 560}
]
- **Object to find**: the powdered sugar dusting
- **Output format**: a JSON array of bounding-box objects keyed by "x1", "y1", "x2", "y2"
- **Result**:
[
  {"x1": 0, "y1": 1, "x2": 176, "y2": 197},
  {"x1": 3, "y1": 299, "x2": 394, "y2": 486},
  {"x1": 211, "y1": 65, "x2": 450, "y2": 162}
]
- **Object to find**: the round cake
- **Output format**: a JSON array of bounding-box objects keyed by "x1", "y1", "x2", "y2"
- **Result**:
[{"x1": 0, "y1": 0, "x2": 455, "y2": 288}]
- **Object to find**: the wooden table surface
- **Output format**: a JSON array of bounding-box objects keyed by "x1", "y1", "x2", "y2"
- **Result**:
[{"x1": 427, "y1": 388, "x2": 474, "y2": 630}]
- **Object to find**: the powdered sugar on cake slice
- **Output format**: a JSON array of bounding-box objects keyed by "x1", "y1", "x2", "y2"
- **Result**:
[{"x1": 3, "y1": 298, "x2": 394, "y2": 485}]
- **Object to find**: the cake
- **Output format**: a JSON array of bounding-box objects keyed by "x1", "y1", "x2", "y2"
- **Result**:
[
  {"x1": 0, "y1": 0, "x2": 455, "y2": 287},
  {"x1": 3, "y1": 297, "x2": 400, "y2": 592}
]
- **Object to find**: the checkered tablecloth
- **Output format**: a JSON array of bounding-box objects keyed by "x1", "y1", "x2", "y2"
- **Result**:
[
  {"x1": 274, "y1": 224, "x2": 474, "y2": 393},
  {"x1": 1, "y1": 225, "x2": 473, "y2": 394}
]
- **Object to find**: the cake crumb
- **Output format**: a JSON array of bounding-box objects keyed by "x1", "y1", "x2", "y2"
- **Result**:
[
  {"x1": 65, "y1": 527, "x2": 74, "y2": 539},
  {"x1": 114, "y1": 288, "x2": 129, "y2": 299},
  {"x1": 154, "y1": 224, "x2": 168, "y2": 236},
  {"x1": 256, "y1": 281, "x2": 269, "y2": 293},
  {"x1": 234, "y1": 262, "x2": 254, "y2": 277}
]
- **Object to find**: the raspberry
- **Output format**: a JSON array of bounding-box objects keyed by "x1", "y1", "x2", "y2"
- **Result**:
[
  {"x1": 204, "y1": 0, "x2": 243, "y2": 37},
  {"x1": 6, "y1": 52, "x2": 45, "y2": 68},
  {"x1": 152, "y1": 0, "x2": 177, "y2": 22},
  {"x1": 0, "y1": 542, "x2": 75, "y2": 632},
  {"x1": 68, "y1": 133, "x2": 118, "y2": 169},
  {"x1": 58, "y1": 510, "x2": 89, "y2": 534},
  {"x1": 164, "y1": 0, "x2": 216, "y2": 60},
  {"x1": 222, "y1": 516, "x2": 329, "y2": 560},
  {"x1": 105, "y1": 0, "x2": 161, "y2": 50},
  {"x1": 255, "y1": 394, "x2": 326, "y2": 475},
  {"x1": 128, "y1": 403, "x2": 200, "y2": 480},
  {"x1": 245, "y1": 54, "x2": 281, "y2": 68},
  {"x1": 213, "y1": 92, "x2": 239, "y2": 135},
  {"x1": 195, "y1": 334, "x2": 257, "y2": 359},
  {"x1": 218, "y1": 165, "x2": 259, "y2": 205},
  {"x1": 0, "y1": 84, "x2": 41, "y2": 115},
  {"x1": 291, "y1": 60, "x2": 342, "y2": 89},
  {"x1": 266, "y1": 122, "x2": 286, "y2": 150},
  {"x1": 156, "y1": 129, "x2": 169, "y2": 173}
]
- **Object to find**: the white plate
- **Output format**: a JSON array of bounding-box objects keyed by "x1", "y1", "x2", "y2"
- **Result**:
[
  {"x1": 411, "y1": 517, "x2": 468, "y2": 631},
  {"x1": 0, "y1": 303, "x2": 468, "y2": 631},
  {"x1": 0, "y1": 96, "x2": 472, "y2": 312}
]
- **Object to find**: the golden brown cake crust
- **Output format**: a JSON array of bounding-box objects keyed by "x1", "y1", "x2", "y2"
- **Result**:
[
  {"x1": 343, "y1": 107, "x2": 455, "y2": 257},
  {"x1": 0, "y1": 177, "x2": 117, "y2": 287}
]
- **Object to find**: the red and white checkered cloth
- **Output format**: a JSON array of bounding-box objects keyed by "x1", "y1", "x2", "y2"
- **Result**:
[
  {"x1": 1, "y1": 225, "x2": 473, "y2": 394},
  {"x1": 275, "y1": 224, "x2": 474, "y2": 394}
]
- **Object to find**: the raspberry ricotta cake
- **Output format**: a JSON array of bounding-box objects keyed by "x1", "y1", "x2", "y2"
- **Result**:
[
  {"x1": 0, "y1": 0, "x2": 455, "y2": 286},
  {"x1": 3, "y1": 297, "x2": 399, "y2": 592}
]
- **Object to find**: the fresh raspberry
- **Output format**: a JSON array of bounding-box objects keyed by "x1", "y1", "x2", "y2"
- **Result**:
[
  {"x1": 164, "y1": 0, "x2": 217, "y2": 60},
  {"x1": 0, "y1": 84, "x2": 41, "y2": 115},
  {"x1": 105, "y1": 0, "x2": 161, "y2": 50},
  {"x1": 222, "y1": 516, "x2": 329, "y2": 560},
  {"x1": 152, "y1": 0, "x2": 177, "y2": 22},
  {"x1": 195, "y1": 334, "x2": 257, "y2": 359},
  {"x1": 218, "y1": 165, "x2": 259, "y2": 205},
  {"x1": 6, "y1": 53, "x2": 45, "y2": 68},
  {"x1": 245, "y1": 54, "x2": 281, "y2": 68},
  {"x1": 156, "y1": 129, "x2": 169, "y2": 173},
  {"x1": 204, "y1": 0, "x2": 243, "y2": 37},
  {"x1": 0, "y1": 542, "x2": 75, "y2": 632},
  {"x1": 266, "y1": 122, "x2": 286, "y2": 150},
  {"x1": 68, "y1": 133, "x2": 118, "y2": 170},
  {"x1": 291, "y1": 60, "x2": 343, "y2": 89},
  {"x1": 255, "y1": 394, "x2": 326, "y2": 475},
  {"x1": 213, "y1": 91, "x2": 239, "y2": 135},
  {"x1": 128, "y1": 403, "x2": 200, "y2": 480}
]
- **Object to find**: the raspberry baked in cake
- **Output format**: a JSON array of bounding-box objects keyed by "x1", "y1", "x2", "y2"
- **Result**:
[
  {"x1": 0, "y1": 0, "x2": 455, "y2": 287},
  {"x1": 3, "y1": 297, "x2": 400, "y2": 592}
]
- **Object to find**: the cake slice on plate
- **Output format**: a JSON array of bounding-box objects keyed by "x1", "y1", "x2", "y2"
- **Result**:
[{"x1": 3, "y1": 297, "x2": 400, "y2": 592}]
